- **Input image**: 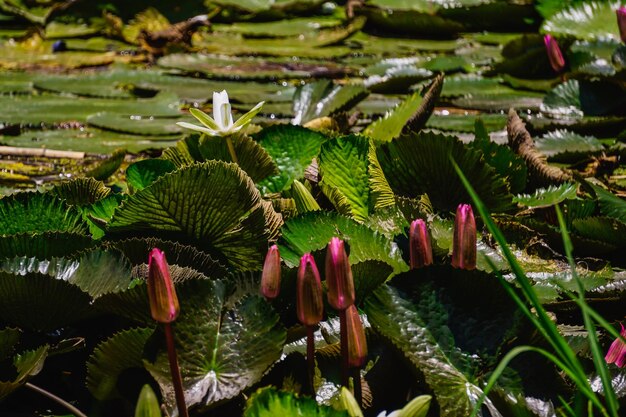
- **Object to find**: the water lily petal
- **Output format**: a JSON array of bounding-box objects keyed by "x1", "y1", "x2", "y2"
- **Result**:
[
  {"x1": 220, "y1": 102, "x2": 234, "y2": 130},
  {"x1": 232, "y1": 101, "x2": 265, "y2": 130},
  {"x1": 188, "y1": 108, "x2": 220, "y2": 131},
  {"x1": 176, "y1": 121, "x2": 218, "y2": 136},
  {"x1": 213, "y1": 90, "x2": 230, "y2": 130}
]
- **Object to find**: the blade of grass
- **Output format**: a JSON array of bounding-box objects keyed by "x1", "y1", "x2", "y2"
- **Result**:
[
  {"x1": 555, "y1": 205, "x2": 619, "y2": 416},
  {"x1": 451, "y1": 157, "x2": 608, "y2": 416}
]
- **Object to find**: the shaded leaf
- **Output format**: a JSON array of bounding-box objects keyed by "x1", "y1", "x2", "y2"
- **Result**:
[
  {"x1": 377, "y1": 132, "x2": 514, "y2": 212},
  {"x1": 513, "y1": 183, "x2": 577, "y2": 208},
  {"x1": 109, "y1": 162, "x2": 282, "y2": 271},
  {"x1": 244, "y1": 386, "x2": 348, "y2": 417},
  {"x1": 126, "y1": 159, "x2": 177, "y2": 192},
  {"x1": 292, "y1": 80, "x2": 368, "y2": 125},
  {"x1": 145, "y1": 279, "x2": 286, "y2": 412},
  {"x1": 86, "y1": 328, "x2": 154, "y2": 401},
  {"x1": 51, "y1": 177, "x2": 111, "y2": 206},
  {"x1": 278, "y1": 211, "x2": 407, "y2": 273},
  {"x1": 256, "y1": 125, "x2": 328, "y2": 194}
]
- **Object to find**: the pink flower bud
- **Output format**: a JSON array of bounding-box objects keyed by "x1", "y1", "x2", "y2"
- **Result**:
[
  {"x1": 325, "y1": 237, "x2": 355, "y2": 310},
  {"x1": 409, "y1": 219, "x2": 433, "y2": 269},
  {"x1": 451, "y1": 204, "x2": 476, "y2": 270},
  {"x1": 346, "y1": 305, "x2": 367, "y2": 368},
  {"x1": 605, "y1": 323, "x2": 626, "y2": 368},
  {"x1": 261, "y1": 245, "x2": 281, "y2": 299},
  {"x1": 618, "y1": 7, "x2": 626, "y2": 44},
  {"x1": 544, "y1": 35, "x2": 566, "y2": 74},
  {"x1": 147, "y1": 248, "x2": 180, "y2": 323},
  {"x1": 297, "y1": 253, "x2": 324, "y2": 326}
]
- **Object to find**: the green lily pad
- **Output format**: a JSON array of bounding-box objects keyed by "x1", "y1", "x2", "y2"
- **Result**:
[
  {"x1": 3, "y1": 127, "x2": 178, "y2": 154},
  {"x1": 244, "y1": 387, "x2": 348, "y2": 417},
  {"x1": 86, "y1": 327, "x2": 154, "y2": 400},
  {"x1": 145, "y1": 278, "x2": 286, "y2": 413},
  {"x1": 426, "y1": 112, "x2": 507, "y2": 133},
  {"x1": 0, "y1": 345, "x2": 48, "y2": 401},
  {"x1": 87, "y1": 113, "x2": 190, "y2": 136},
  {"x1": 163, "y1": 133, "x2": 277, "y2": 184},
  {"x1": 214, "y1": 16, "x2": 342, "y2": 38},
  {"x1": 256, "y1": 124, "x2": 328, "y2": 194},
  {"x1": 0, "y1": 92, "x2": 180, "y2": 126},
  {"x1": 513, "y1": 183, "x2": 578, "y2": 208},
  {"x1": 158, "y1": 54, "x2": 349, "y2": 80},
  {"x1": 291, "y1": 80, "x2": 368, "y2": 125},
  {"x1": 109, "y1": 161, "x2": 282, "y2": 270},
  {"x1": 542, "y1": 1, "x2": 624, "y2": 42},
  {"x1": 126, "y1": 159, "x2": 177, "y2": 191},
  {"x1": 278, "y1": 211, "x2": 408, "y2": 273},
  {"x1": 535, "y1": 129, "x2": 604, "y2": 162},
  {"x1": 365, "y1": 284, "x2": 502, "y2": 417},
  {"x1": 376, "y1": 132, "x2": 514, "y2": 211},
  {"x1": 0, "y1": 191, "x2": 88, "y2": 235}
]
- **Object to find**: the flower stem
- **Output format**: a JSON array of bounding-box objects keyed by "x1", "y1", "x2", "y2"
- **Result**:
[
  {"x1": 351, "y1": 368, "x2": 362, "y2": 407},
  {"x1": 339, "y1": 309, "x2": 349, "y2": 388},
  {"x1": 25, "y1": 382, "x2": 88, "y2": 417},
  {"x1": 164, "y1": 322, "x2": 189, "y2": 417},
  {"x1": 306, "y1": 325, "x2": 315, "y2": 395},
  {"x1": 225, "y1": 136, "x2": 239, "y2": 164}
]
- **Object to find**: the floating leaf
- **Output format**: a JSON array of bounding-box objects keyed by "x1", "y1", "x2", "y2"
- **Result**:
[
  {"x1": 365, "y1": 284, "x2": 501, "y2": 417},
  {"x1": 292, "y1": 80, "x2": 368, "y2": 125},
  {"x1": 51, "y1": 177, "x2": 111, "y2": 206},
  {"x1": 126, "y1": 159, "x2": 177, "y2": 192},
  {"x1": 278, "y1": 211, "x2": 407, "y2": 273},
  {"x1": 469, "y1": 119, "x2": 527, "y2": 194},
  {"x1": 86, "y1": 328, "x2": 154, "y2": 400},
  {"x1": 318, "y1": 135, "x2": 372, "y2": 221},
  {"x1": 85, "y1": 148, "x2": 126, "y2": 181},
  {"x1": 535, "y1": 129, "x2": 604, "y2": 162},
  {"x1": 0, "y1": 192, "x2": 88, "y2": 235},
  {"x1": 573, "y1": 216, "x2": 626, "y2": 247},
  {"x1": 145, "y1": 279, "x2": 286, "y2": 412},
  {"x1": 513, "y1": 183, "x2": 577, "y2": 208},
  {"x1": 376, "y1": 132, "x2": 513, "y2": 212},
  {"x1": 244, "y1": 386, "x2": 348, "y2": 417},
  {"x1": 591, "y1": 184, "x2": 626, "y2": 224},
  {"x1": 109, "y1": 162, "x2": 282, "y2": 270},
  {"x1": 163, "y1": 133, "x2": 277, "y2": 183},
  {"x1": 542, "y1": 1, "x2": 624, "y2": 42},
  {"x1": 0, "y1": 345, "x2": 49, "y2": 401},
  {"x1": 256, "y1": 125, "x2": 328, "y2": 194}
]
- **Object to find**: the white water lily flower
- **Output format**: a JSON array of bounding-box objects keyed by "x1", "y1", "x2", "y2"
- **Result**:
[{"x1": 177, "y1": 90, "x2": 264, "y2": 137}]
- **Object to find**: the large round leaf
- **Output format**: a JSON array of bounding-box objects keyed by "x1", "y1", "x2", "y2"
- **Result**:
[
  {"x1": 145, "y1": 279, "x2": 286, "y2": 413},
  {"x1": 162, "y1": 133, "x2": 277, "y2": 184},
  {"x1": 108, "y1": 162, "x2": 282, "y2": 271},
  {"x1": 376, "y1": 132, "x2": 514, "y2": 212},
  {"x1": 244, "y1": 387, "x2": 348, "y2": 417},
  {"x1": 86, "y1": 327, "x2": 154, "y2": 400},
  {"x1": 319, "y1": 135, "x2": 370, "y2": 221},
  {"x1": 278, "y1": 211, "x2": 408, "y2": 273},
  {"x1": 0, "y1": 192, "x2": 88, "y2": 235},
  {"x1": 542, "y1": 1, "x2": 624, "y2": 42},
  {"x1": 256, "y1": 125, "x2": 328, "y2": 194},
  {"x1": 50, "y1": 177, "x2": 111, "y2": 206},
  {"x1": 0, "y1": 271, "x2": 92, "y2": 331}
]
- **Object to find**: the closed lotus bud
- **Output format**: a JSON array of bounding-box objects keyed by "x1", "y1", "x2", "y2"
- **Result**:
[
  {"x1": 325, "y1": 237, "x2": 355, "y2": 310},
  {"x1": 147, "y1": 248, "x2": 180, "y2": 323},
  {"x1": 451, "y1": 204, "x2": 477, "y2": 270},
  {"x1": 544, "y1": 35, "x2": 566, "y2": 74},
  {"x1": 297, "y1": 253, "x2": 324, "y2": 326},
  {"x1": 605, "y1": 323, "x2": 626, "y2": 368},
  {"x1": 409, "y1": 219, "x2": 433, "y2": 269},
  {"x1": 261, "y1": 245, "x2": 281, "y2": 299},
  {"x1": 346, "y1": 305, "x2": 368, "y2": 368},
  {"x1": 618, "y1": 7, "x2": 626, "y2": 44}
]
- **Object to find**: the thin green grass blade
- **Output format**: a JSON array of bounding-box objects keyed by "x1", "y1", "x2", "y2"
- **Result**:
[{"x1": 555, "y1": 205, "x2": 619, "y2": 417}]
